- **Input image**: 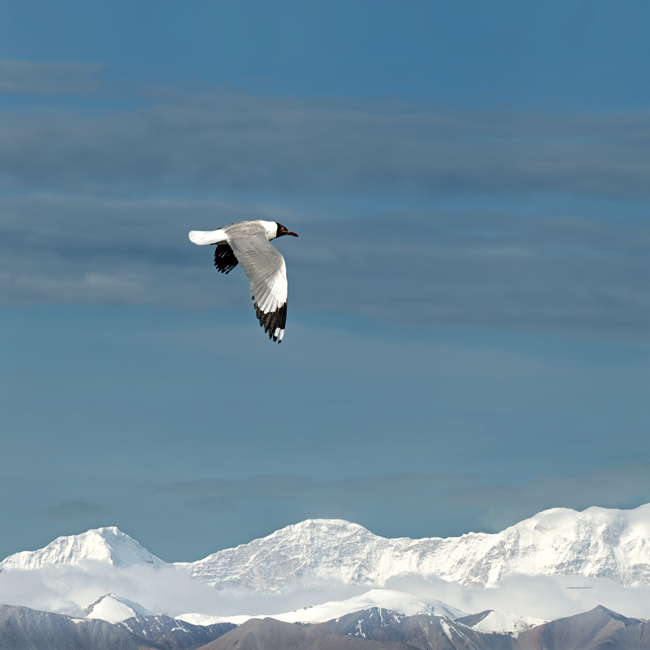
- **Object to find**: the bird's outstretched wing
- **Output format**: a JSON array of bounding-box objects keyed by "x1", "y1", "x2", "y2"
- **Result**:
[
  {"x1": 228, "y1": 231, "x2": 288, "y2": 343},
  {"x1": 213, "y1": 243, "x2": 239, "y2": 274}
]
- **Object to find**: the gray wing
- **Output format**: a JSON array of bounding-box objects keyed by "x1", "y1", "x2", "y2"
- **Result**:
[{"x1": 227, "y1": 230, "x2": 288, "y2": 343}]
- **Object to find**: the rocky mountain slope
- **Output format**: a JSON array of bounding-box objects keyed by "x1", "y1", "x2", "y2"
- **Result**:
[
  {"x1": 119, "y1": 615, "x2": 236, "y2": 650},
  {"x1": 199, "y1": 605, "x2": 650, "y2": 650},
  {"x1": 0, "y1": 604, "x2": 158, "y2": 650},
  {"x1": 0, "y1": 605, "x2": 234, "y2": 650},
  {"x1": 1, "y1": 602, "x2": 648, "y2": 650}
]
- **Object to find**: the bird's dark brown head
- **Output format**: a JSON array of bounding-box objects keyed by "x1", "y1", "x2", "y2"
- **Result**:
[{"x1": 276, "y1": 222, "x2": 299, "y2": 238}]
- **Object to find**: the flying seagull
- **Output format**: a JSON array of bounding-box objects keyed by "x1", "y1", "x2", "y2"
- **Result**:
[{"x1": 189, "y1": 220, "x2": 298, "y2": 343}]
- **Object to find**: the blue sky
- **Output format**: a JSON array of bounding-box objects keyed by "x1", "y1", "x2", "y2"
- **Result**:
[{"x1": 1, "y1": 0, "x2": 649, "y2": 562}]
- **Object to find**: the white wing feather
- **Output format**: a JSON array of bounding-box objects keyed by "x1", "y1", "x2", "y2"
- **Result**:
[{"x1": 225, "y1": 224, "x2": 288, "y2": 342}]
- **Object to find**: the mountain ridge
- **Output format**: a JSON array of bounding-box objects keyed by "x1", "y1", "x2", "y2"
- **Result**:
[
  {"x1": 0, "y1": 601, "x2": 649, "y2": 649},
  {"x1": 2, "y1": 504, "x2": 650, "y2": 591},
  {"x1": 177, "y1": 505, "x2": 650, "y2": 589}
]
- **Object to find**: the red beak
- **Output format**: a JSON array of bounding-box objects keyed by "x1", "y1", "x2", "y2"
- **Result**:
[{"x1": 287, "y1": 231, "x2": 299, "y2": 237}]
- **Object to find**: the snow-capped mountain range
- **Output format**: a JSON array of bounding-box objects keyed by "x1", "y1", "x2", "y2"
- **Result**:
[
  {"x1": 178, "y1": 505, "x2": 650, "y2": 589},
  {"x1": 2, "y1": 505, "x2": 649, "y2": 648},
  {"x1": 3, "y1": 504, "x2": 650, "y2": 590}
]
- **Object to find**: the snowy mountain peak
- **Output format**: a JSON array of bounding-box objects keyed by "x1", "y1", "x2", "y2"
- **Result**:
[
  {"x1": 177, "y1": 518, "x2": 386, "y2": 591},
  {"x1": 84, "y1": 593, "x2": 154, "y2": 623},
  {"x1": 0, "y1": 526, "x2": 165, "y2": 571},
  {"x1": 266, "y1": 519, "x2": 379, "y2": 545},
  {"x1": 281, "y1": 518, "x2": 372, "y2": 532}
]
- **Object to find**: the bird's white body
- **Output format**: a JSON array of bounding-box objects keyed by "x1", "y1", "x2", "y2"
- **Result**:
[
  {"x1": 189, "y1": 220, "x2": 296, "y2": 343},
  {"x1": 189, "y1": 220, "x2": 279, "y2": 246}
]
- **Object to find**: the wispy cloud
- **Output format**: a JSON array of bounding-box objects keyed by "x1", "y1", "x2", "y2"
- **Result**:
[
  {"x1": 0, "y1": 59, "x2": 107, "y2": 96},
  {"x1": 153, "y1": 465, "x2": 650, "y2": 539},
  {"x1": 2, "y1": 192, "x2": 649, "y2": 338},
  {"x1": 2, "y1": 87, "x2": 650, "y2": 198},
  {"x1": 387, "y1": 573, "x2": 650, "y2": 621},
  {"x1": 45, "y1": 501, "x2": 111, "y2": 522},
  {"x1": 2, "y1": 61, "x2": 649, "y2": 339},
  {"x1": 1, "y1": 58, "x2": 649, "y2": 199}
]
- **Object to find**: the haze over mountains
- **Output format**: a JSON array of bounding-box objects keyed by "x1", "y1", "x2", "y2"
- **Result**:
[{"x1": 1, "y1": 505, "x2": 650, "y2": 648}]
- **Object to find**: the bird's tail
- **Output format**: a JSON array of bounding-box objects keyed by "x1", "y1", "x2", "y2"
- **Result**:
[{"x1": 188, "y1": 229, "x2": 227, "y2": 245}]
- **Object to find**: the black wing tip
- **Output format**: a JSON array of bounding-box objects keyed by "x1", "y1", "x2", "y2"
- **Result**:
[
  {"x1": 213, "y1": 244, "x2": 239, "y2": 274},
  {"x1": 253, "y1": 300, "x2": 287, "y2": 343}
]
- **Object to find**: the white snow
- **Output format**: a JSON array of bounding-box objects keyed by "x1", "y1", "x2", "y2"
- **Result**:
[
  {"x1": 84, "y1": 593, "x2": 154, "y2": 624},
  {"x1": 269, "y1": 589, "x2": 467, "y2": 623},
  {"x1": 177, "y1": 612, "x2": 252, "y2": 626},
  {"x1": 5, "y1": 507, "x2": 650, "y2": 590},
  {"x1": 178, "y1": 589, "x2": 465, "y2": 626},
  {"x1": 462, "y1": 610, "x2": 546, "y2": 635},
  {"x1": 0, "y1": 527, "x2": 165, "y2": 571},
  {"x1": 439, "y1": 618, "x2": 454, "y2": 640},
  {"x1": 176, "y1": 505, "x2": 650, "y2": 590}
]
